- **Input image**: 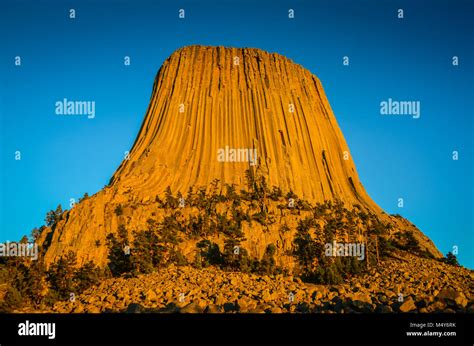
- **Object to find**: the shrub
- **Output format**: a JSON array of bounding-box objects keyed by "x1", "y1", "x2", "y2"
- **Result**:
[
  {"x1": 404, "y1": 231, "x2": 419, "y2": 250},
  {"x1": 340, "y1": 256, "x2": 363, "y2": 275},
  {"x1": 74, "y1": 261, "x2": 101, "y2": 292},
  {"x1": 114, "y1": 204, "x2": 123, "y2": 216},
  {"x1": 286, "y1": 190, "x2": 298, "y2": 200},
  {"x1": 310, "y1": 260, "x2": 343, "y2": 284},
  {"x1": 159, "y1": 216, "x2": 184, "y2": 246},
  {"x1": 444, "y1": 251, "x2": 460, "y2": 266},
  {"x1": 378, "y1": 237, "x2": 396, "y2": 257},
  {"x1": 79, "y1": 192, "x2": 89, "y2": 202},
  {"x1": 196, "y1": 240, "x2": 223, "y2": 267},
  {"x1": 223, "y1": 238, "x2": 252, "y2": 273},
  {"x1": 392, "y1": 231, "x2": 421, "y2": 253},
  {"x1": 4, "y1": 286, "x2": 23, "y2": 309},
  {"x1": 224, "y1": 184, "x2": 239, "y2": 201},
  {"x1": 170, "y1": 249, "x2": 188, "y2": 266},
  {"x1": 251, "y1": 211, "x2": 267, "y2": 225},
  {"x1": 186, "y1": 215, "x2": 204, "y2": 237},
  {"x1": 164, "y1": 186, "x2": 179, "y2": 209},
  {"x1": 269, "y1": 186, "x2": 283, "y2": 201}
]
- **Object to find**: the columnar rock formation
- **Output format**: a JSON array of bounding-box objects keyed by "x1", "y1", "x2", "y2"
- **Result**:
[
  {"x1": 37, "y1": 46, "x2": 441, "y2": 267},
  {"x1": 111, "y1": 45, "x2": 378, "y2": 208}
]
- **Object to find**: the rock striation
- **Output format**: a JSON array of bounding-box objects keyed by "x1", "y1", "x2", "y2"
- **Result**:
[
  {"x1": 111, "y1": 45, "x2": 378, "y2": 207},
  {"x1": 36, "y1": 46, "x2": 442, "y2": 267}
]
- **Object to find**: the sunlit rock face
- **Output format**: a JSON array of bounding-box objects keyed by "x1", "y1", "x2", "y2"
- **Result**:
[{"x1": 37, "y1": 46, "x2": 442, "y2": 268}]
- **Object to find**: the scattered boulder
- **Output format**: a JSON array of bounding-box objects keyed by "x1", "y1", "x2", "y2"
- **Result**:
[
  {"x1": 399, "y1": 297, "x2": 416, "y2": 312},
  {"x1": 125, "y1": 303, "x2": 145, "y2": 313},
  {"x1": 40, "y1": 254, "x2": 470, "y2": 315},
  {"x1": 269, "y1": 307, "x2": 283, "y2": 313},
  {"x1": 204, "y1": 304, "x2": 223, "y2": 313},
  {"x1": 73, "y1": 304, "x2": 85, "y2": 313},
  {"x1": 375, "y1": 305, "x2": 393, "y2": 313},
  {"x1": 144, "y1": 289, "x2": 157, "y2": 302},
  {"x1": 223, "y1": 302, "x2": 237, "y2": 312},
  {"x1": 437, "y1": 288, "x2": 468, "y2": 308},
  {"x1": 180, "y1": 302, "x2": 204, "y2": 313},
  {"x1": 86, "y1": 305, "x2": 101, "y2": 313}
]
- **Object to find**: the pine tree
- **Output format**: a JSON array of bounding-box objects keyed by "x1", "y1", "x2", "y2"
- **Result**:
[
  {"x1": 259, "y1": 244, "x2": 277, "y2": 275},
  {"x1": 47, "y1": 251, "x2": 77, "y2": 300},
  {"x1": 74, "y1": 261, "x2": 101, "y2": 292},
  {"x1": 196, "y1": 240, "x2": 222, "y2": 267},
  {"x1": 45, "y1": 204, "x2": 63, "y2": 227},
  {"x1": 106, "y1": 225, "x2": 132, "y2": 276},
  {"x1": 164, "y1": 186, "x2": 178, "y2": 209},
  {"x1": 130, "y1": 229, "x2": 164, "y2": 274},
  {"x1": 444, "y1": 251, "x2": 460, "y2": 266}
]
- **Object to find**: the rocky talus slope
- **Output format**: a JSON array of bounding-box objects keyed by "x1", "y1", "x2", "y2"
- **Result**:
[{"x1": 45, "y1": 253, "x2": 472, "y2": 314}]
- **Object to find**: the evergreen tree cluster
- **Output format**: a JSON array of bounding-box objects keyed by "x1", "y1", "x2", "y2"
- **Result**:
[{"x1": 0, "y1": 250, "x2": 103, "y2": 312}]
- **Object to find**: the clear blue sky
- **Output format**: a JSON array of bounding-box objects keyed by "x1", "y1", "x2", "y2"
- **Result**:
[{"x1": 1, "y1": 0, "x2": 472, "y2": 267}]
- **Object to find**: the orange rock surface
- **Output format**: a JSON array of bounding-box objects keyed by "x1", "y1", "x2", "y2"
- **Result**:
[
  {"x1": 112, "y1": 46, "x2": 378, "y2": 207},
  {"x1": 37, "y1": 46, "x2": 442, "y2": 267}
]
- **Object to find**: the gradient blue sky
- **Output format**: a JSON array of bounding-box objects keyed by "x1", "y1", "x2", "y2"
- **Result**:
[{"x1": 1, "y1": 0, "x2": 473, "y2": 267}]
